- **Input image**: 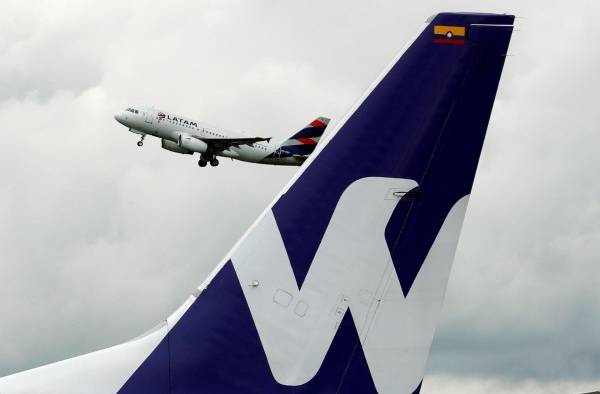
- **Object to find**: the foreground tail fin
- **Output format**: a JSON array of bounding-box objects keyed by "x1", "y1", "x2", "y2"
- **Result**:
[
  {"x1": 0, "y1": 12, "x2": 514, "y2": 394},
  {"x1": 124, "y1": 11, "x2": 514, "y2": 393},
  {"x1": 278, "y1": 116, "x2": 330, "y2": 157}
]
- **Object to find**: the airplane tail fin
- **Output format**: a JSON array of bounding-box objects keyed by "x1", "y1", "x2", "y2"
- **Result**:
[
  {"x1": 277, "y1": 116, "x2": 330, "y2": 157},
  {"x1": 122, "y1": 11, "x2": 515, "y2": 394},
  {"x1": 0, "y1": 12, "x2": 514, "y2": 394}
]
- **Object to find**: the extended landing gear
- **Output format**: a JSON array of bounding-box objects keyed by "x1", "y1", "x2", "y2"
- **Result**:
[
  {"x1": 198, "y1": 154, "x2": 219, "y2": 168},
  {"x1": 137, "y1": 134, "x2": 145, "y2": 147}
]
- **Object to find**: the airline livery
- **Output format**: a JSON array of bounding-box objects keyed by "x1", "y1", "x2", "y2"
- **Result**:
[
  {"x1": 0, "y1": 12, "x2": 514, "y2": 394},
  {"x1": 114, "y1": 107, "x2": 329, "y2": 167}
]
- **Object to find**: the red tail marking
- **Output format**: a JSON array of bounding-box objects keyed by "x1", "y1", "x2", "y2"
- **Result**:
[
  {"x1": 297, "y1": 138, "x2": 317, "y2": 145},
  {"x1": 433, "y1": 38, "x2": 465, "y2": 45}
]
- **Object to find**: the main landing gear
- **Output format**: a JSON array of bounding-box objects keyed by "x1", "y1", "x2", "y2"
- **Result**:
[
  {"x1": 198, "y1": 156, "x2": 219, "y2": 167},
  {"x1": 137, "y1": 134, "x2": 145, "y2": 147}
]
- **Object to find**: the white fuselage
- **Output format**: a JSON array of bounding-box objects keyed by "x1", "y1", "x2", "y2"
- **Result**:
[{"x1": 114, "y1": 106, "x2": 302, "y2": 166}]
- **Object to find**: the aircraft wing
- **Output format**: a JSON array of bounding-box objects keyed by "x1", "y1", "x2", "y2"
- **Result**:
[{"x1": 192, "y1": 136, "x2": 271, "y2": 151}]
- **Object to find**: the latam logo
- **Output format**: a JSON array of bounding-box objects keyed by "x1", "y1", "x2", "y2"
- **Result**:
[
  {"x1": 157, "y1": 112, "x2": 198, "y2": 127},
  {"x1": 231, "y1": 177, "x2": 469, "y2": 394}
]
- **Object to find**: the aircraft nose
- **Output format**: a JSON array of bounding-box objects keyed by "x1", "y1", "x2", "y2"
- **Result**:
[{"x1": 114, "y1": 111, "x2": 126, "y2": 125}]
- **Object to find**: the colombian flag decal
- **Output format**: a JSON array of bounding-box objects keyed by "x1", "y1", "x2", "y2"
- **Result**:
[{"x1": 433, "y1": 25, "x2": 466, "y2": 45}]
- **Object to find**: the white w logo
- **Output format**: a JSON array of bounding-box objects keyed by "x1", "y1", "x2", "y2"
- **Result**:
[{"x1": 231, "y1": 177, "x2": 469, "y2": 394}]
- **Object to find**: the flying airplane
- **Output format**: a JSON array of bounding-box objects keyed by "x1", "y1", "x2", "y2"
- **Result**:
[
  {"x1": 0, "y1": 12, "x2": 515, "y2": 394},
  {"x1": 114, "y1": 107, "x2": 330, "y2": 167}
]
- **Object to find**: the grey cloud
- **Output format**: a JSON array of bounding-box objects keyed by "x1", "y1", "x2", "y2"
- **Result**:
[
  {"x1": 422, "y1": 375, "x2": 600, "y2": 394},
  {"x1": 0, "y1": 21, "x2": 104, "y2": 101}
]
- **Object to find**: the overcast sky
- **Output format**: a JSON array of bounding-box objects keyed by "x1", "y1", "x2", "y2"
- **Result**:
[{"x1": 1, "y1": 1, "x2": 599, "y2": 393}]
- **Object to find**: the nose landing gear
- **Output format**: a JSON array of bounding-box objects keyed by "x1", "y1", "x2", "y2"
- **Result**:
[{"x1": 137, "y1": 134, "x2": 145, "y2": 147}]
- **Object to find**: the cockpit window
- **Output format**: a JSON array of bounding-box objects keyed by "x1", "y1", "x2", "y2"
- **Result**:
[{"x1": 125, "y1": 108, "x2": 139, "y2": 114}]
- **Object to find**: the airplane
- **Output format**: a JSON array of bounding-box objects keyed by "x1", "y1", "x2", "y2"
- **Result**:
[
  {"x1": 114, "y1": 107, "x2": 330, "y2": 167},
  {"x1": 0, "y1": 12, "x2": 515, "y2": 394}
]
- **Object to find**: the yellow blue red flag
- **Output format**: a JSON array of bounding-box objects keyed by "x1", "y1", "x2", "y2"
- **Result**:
[{"x1": 433, "y1": 25, "x2": 466, "y2": 45}]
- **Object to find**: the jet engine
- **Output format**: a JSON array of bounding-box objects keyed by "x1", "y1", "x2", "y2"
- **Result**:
[
  {"x1": 161, "y1": 139, "x2": 192, "y2": 154},
  {"x1": 178, "y1": 134, "x2": 208, "y2": 153}
]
